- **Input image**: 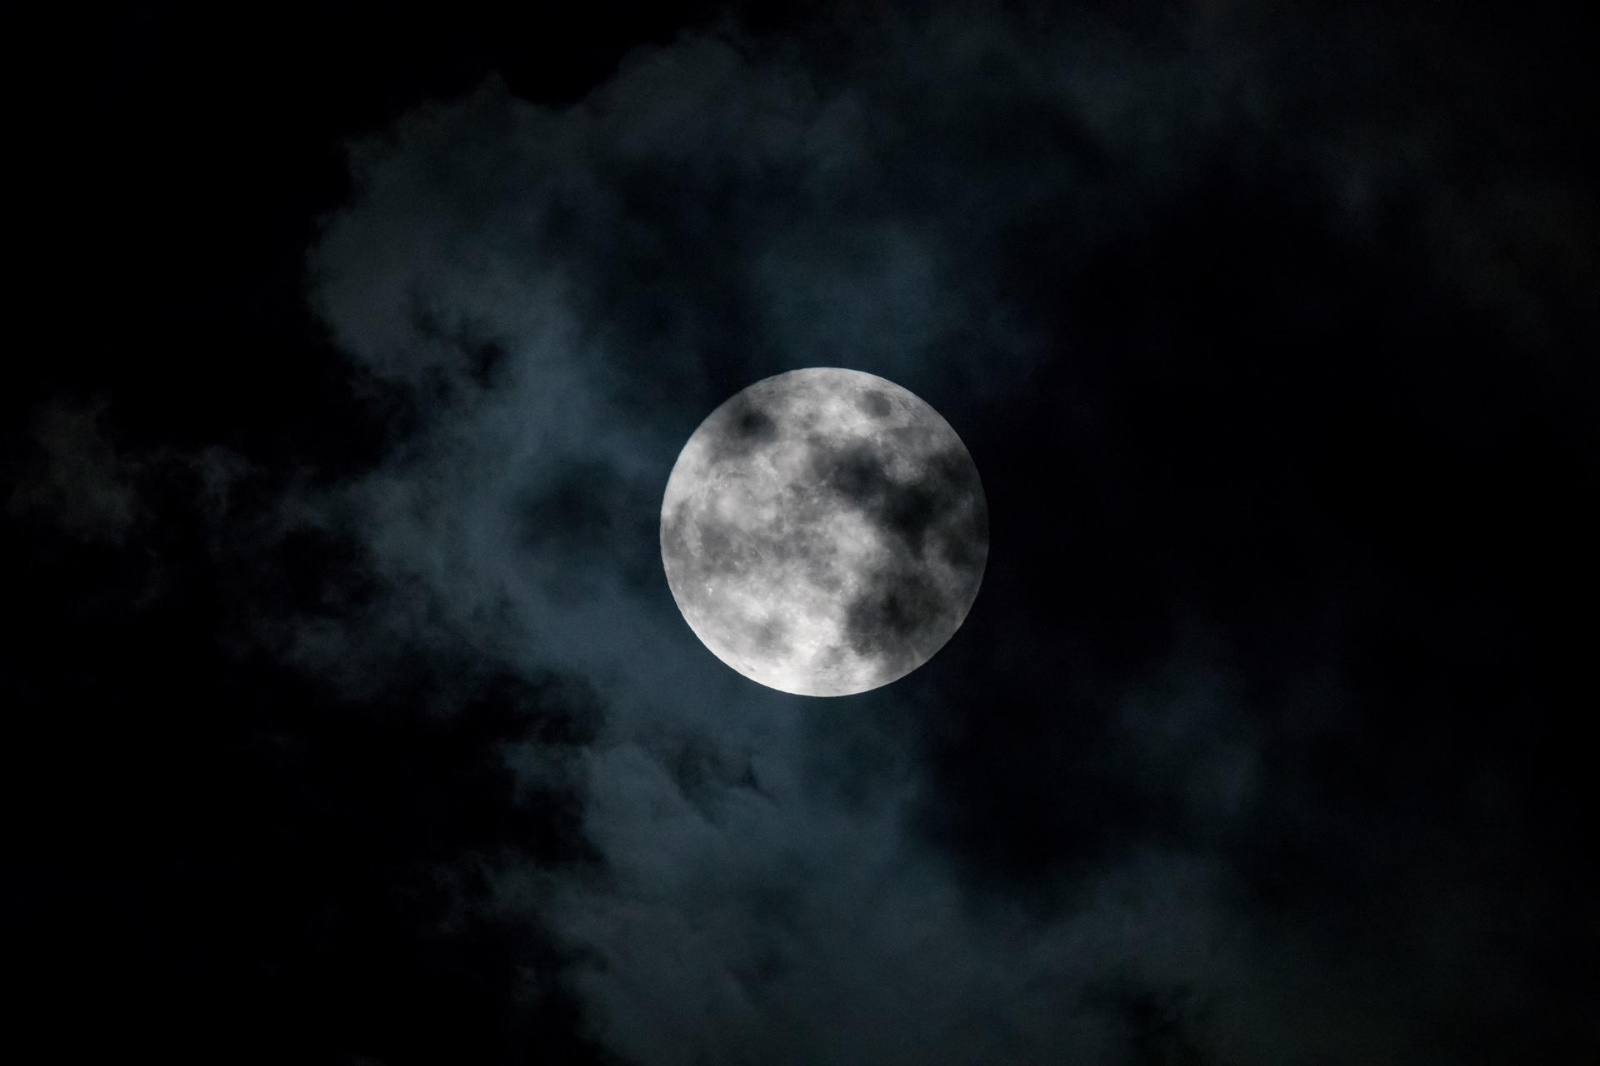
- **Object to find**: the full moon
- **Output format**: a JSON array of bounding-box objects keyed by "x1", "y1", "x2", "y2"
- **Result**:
[{"x1": 660, "y1": 367, "x2": 988, "y2": 696}]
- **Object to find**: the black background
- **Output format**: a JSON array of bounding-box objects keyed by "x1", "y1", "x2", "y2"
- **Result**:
[{"x1": 7, "y1": 2, "x2": 1597, "y2": 1063}]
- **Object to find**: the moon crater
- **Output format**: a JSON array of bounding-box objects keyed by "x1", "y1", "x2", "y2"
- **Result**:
[{"x1": 660, "y1": 368, "x2": 988, "y2": 697}]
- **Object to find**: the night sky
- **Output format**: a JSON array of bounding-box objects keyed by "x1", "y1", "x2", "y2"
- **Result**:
[{"x1": 8, "y1": 2, "x2": 1597, "y2": 1063}]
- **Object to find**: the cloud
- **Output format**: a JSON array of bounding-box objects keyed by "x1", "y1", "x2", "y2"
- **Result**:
[
  {"x1": 8, "y1": 397, "x2": 140, "y2": 542},
  {"x1": 299, "y1": 2, "x2": 1596, "y2": 1063}
]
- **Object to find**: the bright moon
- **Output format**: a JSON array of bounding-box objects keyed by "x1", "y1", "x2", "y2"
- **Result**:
[{"x1": 660, "y1": 367, "x2": 988, "y2": 696}]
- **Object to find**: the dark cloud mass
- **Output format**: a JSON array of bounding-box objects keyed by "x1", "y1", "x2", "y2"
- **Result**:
[{"x1": 7, "y1": 0, "x2": 1597, "y2": 1063}]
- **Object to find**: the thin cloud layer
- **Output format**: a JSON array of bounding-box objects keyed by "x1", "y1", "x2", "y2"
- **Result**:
[{"x1": 299, "y1": 3, "x2": 1597, "y2": 1063}]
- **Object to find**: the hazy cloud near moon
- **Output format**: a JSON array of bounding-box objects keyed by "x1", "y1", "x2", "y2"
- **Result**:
[{"x1": 299, "y1": 3, "x2": 1596, "y2": 1063}]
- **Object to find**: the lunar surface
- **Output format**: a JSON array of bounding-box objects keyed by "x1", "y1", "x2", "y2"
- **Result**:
[{"x1": 660, "y1": 367, "x2": 988, "y2": 696}]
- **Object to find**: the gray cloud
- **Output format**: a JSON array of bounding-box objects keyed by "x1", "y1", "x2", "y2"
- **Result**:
[
  {"x1": 298, "y1": 2, "x2": 1596, "y2": 1063},
  {"x1": 9, "y1": 397, "x2": 140, "y2": 542}
]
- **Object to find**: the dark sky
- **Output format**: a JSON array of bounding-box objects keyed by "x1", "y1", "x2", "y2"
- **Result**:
[{"x1": 7, "y1": 2, "x2": 1597, "y2": 1063}]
